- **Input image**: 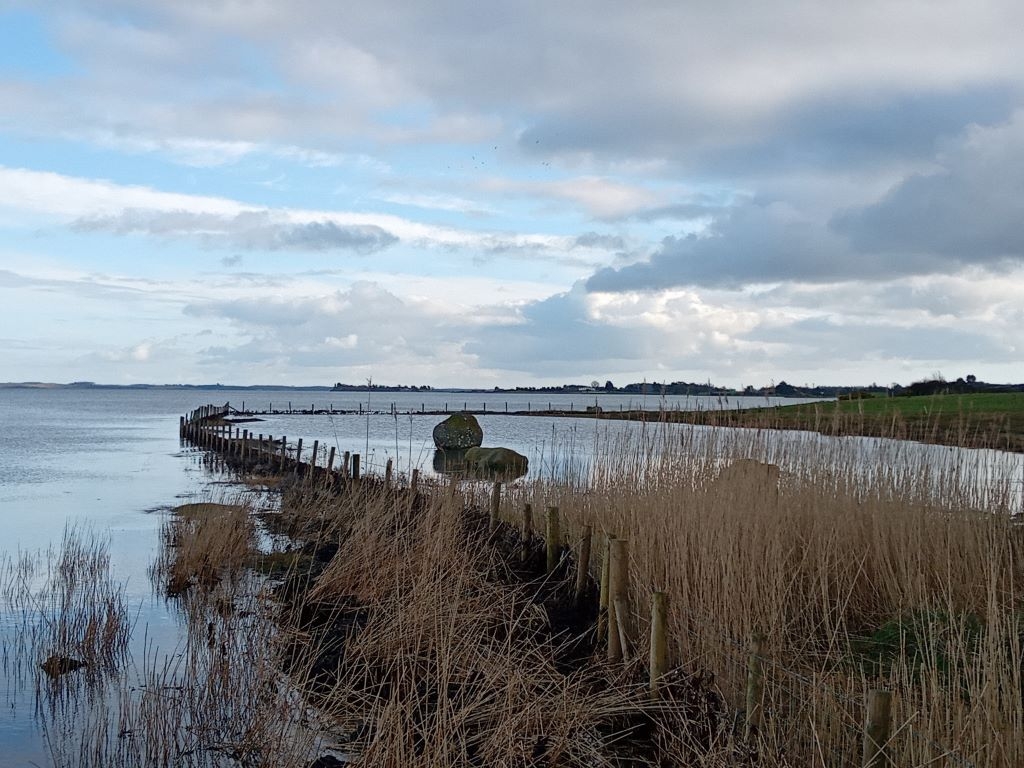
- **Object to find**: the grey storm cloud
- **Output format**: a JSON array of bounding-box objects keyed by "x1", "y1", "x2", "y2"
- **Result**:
[
  {"x1": 72, "y1": 209, "x2": 398, "y2": 254},
  {"x1": 588, "y1": 111, "x2": 1024, "y2": 292},
  {"x1": 586, "y1": 202, "x2": 857, "y2": 291},
  {"x1": 831, "y1": 111, "x2": 1024, "y2": 261},
  {"x1": 464, "y1": 283, "x2": 649, "y2": 373}
]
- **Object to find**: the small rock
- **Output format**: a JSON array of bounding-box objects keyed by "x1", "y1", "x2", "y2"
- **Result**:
[{"x1": 40, "y1": 654, "x2": 86, "y2": 678}]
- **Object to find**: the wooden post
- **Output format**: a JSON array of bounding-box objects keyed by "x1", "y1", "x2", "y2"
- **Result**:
[
  {"x1": 520, "y1": 503, "x2": 533, "y2": 563},
  {"x1": 489, "y1": 482, "x2": 502, "y2": 531},
  {"x1": 241, "y1": 430, "x2": 248, "y2": 460},
  {"x1": 545, "y1": 506, "x2": 560, "y2": 574},
  {"x1": 385, "y1": 458, "x2": 393, "y2": 486},
  {"x1": 614, "y1": 597, "x2": 632, "y2": 662},
  {"x1": 310, "y1": 440, "x2": 319, "y2": 478},
  {"x1": 280, "y1": 437, "x2": 287, "y2": 472},
  {"x1": 179, "y1": 416, "x2": 185, "y2": 437},
  {"x1": 597, "y1": 533, "x2": 615, "y2": 642},
  {"x1": 862, "y1": 689, "x2": 893, "y2": 768},
  {"x1": 573, "y1": 525, "x2": 593, "y2": 604},
  {"x1": 325, "y1": 446, "x2": 336, "y2": 485},
  {"x1": 607, "y1": 538, "x2": 630, "y2": 663},
  {"x1": 343, "y1": 451, "x2": 351, "y2": 479},
  {"x1": 411, "y1": 468, "x2": 420, "y2": 492},
  {"x1": 649, "y1": 591, "x2": 668, "y2": 699},
  {"x1": 294, "y1": 438, "x2": 303, "y2": 475},
  {"x1": 352, "y1": 453, "x2": 360, "y2": 482},
  {"x1": 745, "y1": 631, "x2": 766, "y2": 741}
]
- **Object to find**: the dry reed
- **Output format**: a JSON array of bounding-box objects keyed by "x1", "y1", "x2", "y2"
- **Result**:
[{"x1": 505, "y1": 419, "x2": 1023, "y2": 767}]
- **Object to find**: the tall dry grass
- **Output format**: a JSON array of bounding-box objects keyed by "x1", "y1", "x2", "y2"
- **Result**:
[
  {"x1": 152, "y1": 500, "x2": 258, "y2": 596},
  {"x1": 280, "y1": 481, "x2": 722, "y2": 767},
  {"x1": 30, "y1": 413, "x2": 1015, "y2": 766},
  {"x1": 501, "y1": 420, "x2": 1023, "y2": 767}
]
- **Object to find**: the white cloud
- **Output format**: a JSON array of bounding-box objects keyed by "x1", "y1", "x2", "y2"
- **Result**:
[
  {"x1": 480, "y1": 176, "x2": 665, "y2": 219},
  {"x1": 0, "y1": 166, "x2": 592, "y2": 258}
]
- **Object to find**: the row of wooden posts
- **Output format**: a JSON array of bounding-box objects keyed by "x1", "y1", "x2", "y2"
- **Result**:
[
  {"x1": 182, "y1": 405, "x2": 893, "y2": 767},
  {"x1": 488, "y1": 484, "x2": 892, "y2": 766},
  {"x1": 181, "y1": 407, "x2": 417, "y2": 490}
]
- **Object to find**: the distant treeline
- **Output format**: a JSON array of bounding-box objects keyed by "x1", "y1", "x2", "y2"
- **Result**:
[{"x1": 331, "y1": 382, "x2": 435, "y2": 392}]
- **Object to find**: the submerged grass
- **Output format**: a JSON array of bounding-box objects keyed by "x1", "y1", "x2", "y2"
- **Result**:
[{"x1": 1, "y1": 525, "x2": 132, "y2": 690}]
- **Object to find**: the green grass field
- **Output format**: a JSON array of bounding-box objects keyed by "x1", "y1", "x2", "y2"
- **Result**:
[
  {"x1": 776, "y1": 391, "x2": 1024, "y2": 419},
  {"x1": 592, "y1": 392, "x2": 1024, "y2": 453}
]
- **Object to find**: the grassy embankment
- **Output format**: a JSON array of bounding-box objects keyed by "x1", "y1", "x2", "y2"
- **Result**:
[{"x1": 596, "y1": 392, "x2": 1024, "y2": 453}]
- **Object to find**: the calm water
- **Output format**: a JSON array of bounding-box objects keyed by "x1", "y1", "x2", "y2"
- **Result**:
[{"x1": 1, "y1": 387, "x2": 1019, "y2": 765}]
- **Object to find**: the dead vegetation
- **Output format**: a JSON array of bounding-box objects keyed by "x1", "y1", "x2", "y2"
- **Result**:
[
  {"x1": 12, "y1": 414, "x2": 1023, "y2": 766},
  {"x1": 1, "y1": 526, "x2": 132, "y2": 690},
  {"x1": 149, "y1": 417, "x2": 1022, "y2": 766}
]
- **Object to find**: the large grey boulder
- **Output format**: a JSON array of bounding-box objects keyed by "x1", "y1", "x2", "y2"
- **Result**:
[
  {"x1": 432, "y1": 412, "x2": 483, "y2": 450},
  {"x1": 464, "y1": 446, "x2": 528, "y2": 478}
]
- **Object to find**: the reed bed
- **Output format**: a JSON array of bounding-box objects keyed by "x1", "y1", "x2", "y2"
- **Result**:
[
  {"x1": 1, "y1": 525, "x2": 132, "y2": 693},
  {"x1": 43, "y1": 577, "x2": 326, "y2": 768},
  {"x1": 276, "y1": 480, "x2": 723, "y2": 766},
  {"x1": 27, "y1": 409, "x2": 1019, "y2": 766},
  {"x1": 502, "y1": 420, "x2": 1024, "y2": 767},
  {"x1": 153, "y1": 499, "x2": 259, "y2": 596}
]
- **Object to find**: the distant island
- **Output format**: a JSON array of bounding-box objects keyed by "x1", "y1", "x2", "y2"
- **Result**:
[{"x1": 331, "y1": 376, "x2": 1024, "y2": 398}]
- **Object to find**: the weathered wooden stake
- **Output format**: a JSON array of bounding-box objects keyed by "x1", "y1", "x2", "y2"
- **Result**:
[
  {"x1": 411, "y1": 468, "x2": 420, "y2": 492},
  {"x1": 744, "y1": 631, "x2": 767, "y2": 741},
  {"x1": 294, "y1": 438, "x2": 303, "y2": 476},
  {"x1": 607, "y1": 538, "x2": 630, "y2": 663},
  {"x1": 279, "y1": 436, "x2": 287, "y2": 472},
  {"x1": 325, "y1": 446, "x2": 336, "y2": 485},
  {"x1": 545, "y1": 506, "x2": 561, "y2": 574},
  {"x1": 520, "y1": 503, "x2": 533, "y2": 563},
  {"x1": 343, "y1": 451, "x2": 351, "y2": 479},
  {"x1": 489, "y1": 482, "x2": 502, "y2": 531},
  {"x1": 614, "y1": 597, "x2": 632, "y2": 662},
  {"x1": 385, "y1": 458, "x2": 393, "y2": 486},
  {"x1": 862, "y1": 689, "x2": 893, "y2": 768},
  {"x1": 351, "y1": 453, "x2": 360, "y2": 482},
  {"x1": 309, "y1": 440, "x2": 319, "y2": 481},
  {"x1": 649, "y1": 591, "x2": 668, "y2": 699},
  {"x1": 573, "y1": 525, "x2": 593, "y2": 604},
  {"x1": 597, "y1": 533, "x2": 615, "y2": 642}
]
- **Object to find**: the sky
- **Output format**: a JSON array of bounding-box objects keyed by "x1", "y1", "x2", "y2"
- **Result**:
[{"x1": 1, "y1": 1, "x2": 1022, "y2": 388}]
